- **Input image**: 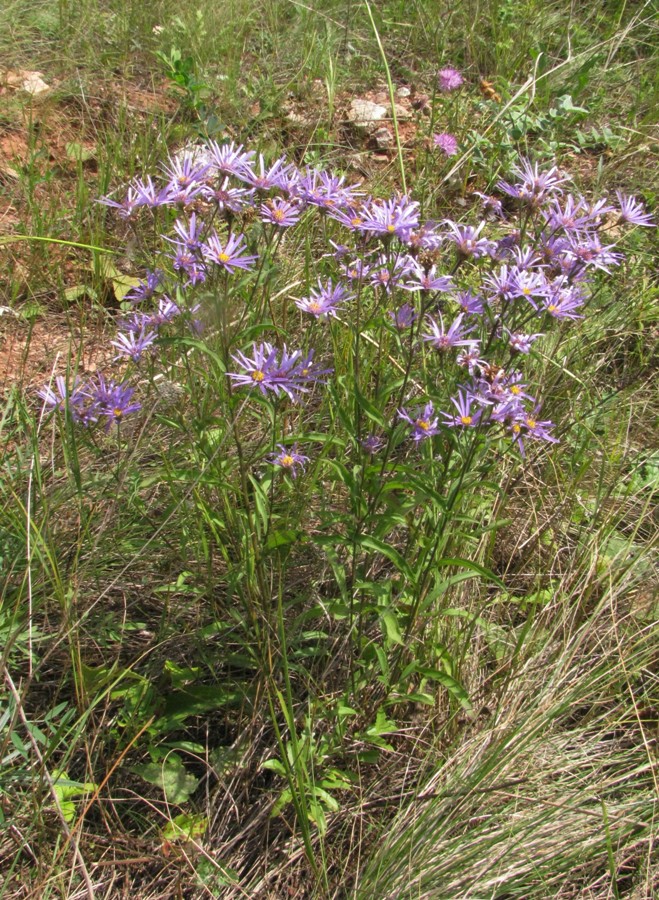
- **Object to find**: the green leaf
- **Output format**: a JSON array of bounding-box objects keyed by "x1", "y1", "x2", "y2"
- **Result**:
[
  {"x1": 380, "y1": 609, "x2": 403, "y2": 645},
  {"x1": 356, "y1": 534, "x2": 415, "y2": 584},
  {"x1": 161, "y1": 813, "x2": 208, "y2": 842},
  {"x1": 133, "y1": 756, "x2": 199, "y2": 804}
]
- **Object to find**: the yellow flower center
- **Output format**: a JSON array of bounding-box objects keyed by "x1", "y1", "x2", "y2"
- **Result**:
[
  {"x1": 460, "y1": 415, "x2": 472, "y2": 425},
  {"x1": 308, "y1": 301, "x2": 322, "y2": 313},
  {"x1": 273, "y1": 209, "x2": 286, "y2": 222},
  {"x1": 281, "y1": 455, "x2": 294, "y2": 467},
  {"x1": 522, "y1": 286, "x2": 531, "y2": 295},
  {"x1": 251, "y1": 370, "x2": 266, "y2": 382},
  {"x1": 351, "y1": 217, "x2": 362, "y2": 227},
  {"x1": 526, "y1": 418, "x2": 536, "y2": 429},
  {"x1": 218, "y1": 252, "x2": 230, "y2": 263},
  {"x1": 113, "y1": 408, "x2": 123, "y2": 419},
  {"x1": 416, "y1": 419, "x2": 430, "y2": 430},
  {"x1": 387, "y1": 224, "x2": 396, "y2": 233},
  {"x1": 548, "y1": 304, "x2": 557, "y2": 312},
  {"x1": 511, "y1": 385, "x2": 520, "y2": 394},
  {"x1": 512, "y1": 423, "x2": 521, "y2": 434}
]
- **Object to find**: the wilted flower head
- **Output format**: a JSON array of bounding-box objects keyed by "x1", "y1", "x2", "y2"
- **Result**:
[{"x1": 615, "y1": 192, "x2": 655, "y2": 227}]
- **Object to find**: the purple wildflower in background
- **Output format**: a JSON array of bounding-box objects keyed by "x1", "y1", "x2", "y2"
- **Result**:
[
  {"x1": 228, "y1": 343, "x2": 329, "y2": 402},
  {"x1": 398, "y1": 402, "x2": 440, "y2": 441},
  {"x1": 38, "y1": 376, "x2": 88, "y2": 422},
  {"x1": 388, "y1": 303, "x2": 417, "y2": 329},
  {"x1": 342, "y1": 256, "x2": 372, "y2": 281},
  {"x1": 474, "y1": 192, "x2": 505, "y2": 219},
  {"x1": 510, "y1": 407, "x2": 559, "y2": 456},
  {"x1": 125, "y1": 270, "x2": 163, "y2": 304},
  {"x1": 506, "y1": 330, "x2": 543, "y2": 354},
  {"x1": 204, "y1": 176, "x2": 253, "y2": 213},
  {"x1": 160, "y1": 154, "x2": 209, "y2": 205},
  {"x1": 403, "y1": 264, "x2": 453, "y2": 293},
  {"x1": 541, "y1": 285, "x2": 585, "y2": 320},
  {"x1": 261, "y1": 197, "x2": 301, "y2": 228},
  {"x1": 241, "y1": 154, "x2": 294, "y2": 192},
  {"x1": 456, "y1": 290, "x2": 485, "y2": 316},
  {"x1": 422, "y1": 313, "x2": 478, "y2": 352},
  {"x1": 615, "y1": 192, "x2": 655, "y2": 227},
  {"x1": 207, "y1": 140, "x2": 255, "y2": 178},
  {"x1": 433, "y1": 133, "x2": 459, "y2": 156},
  {"x1": 111, "y1": 328, "x2": 157, "y2": 362},
  {"x1": 97, "y1": 185, "x2": 141, "y2": 219},
  {"x1": 405, "y1": 221, "x2": 443, "y2": 251},
  {"x1": 438, "y1": 66, "x2": 464, "y2": 91},
  {"x1": 132, "y1": 176, "x2": 168, "y2": 209},
  {"x1": 361, "y1": 195, "x2": 420, "y2": 239},
  {"x1": 497, "y1": 158, "x2": 570, "y2": 208},
  {"x1": 295, "y1": 279, "x2": 352, "y2": 318},
  {"x1": 269, "y1": 444, "x2": 309, "y2": 477},
  {"x1": 442, "y1": 390, "x2": 483, "y2": 428},
  {"x1": 202, "y1": 232, "x2": 257, "y2": 273},
  {"x1": 443, "y1": 220, "x2": 496, "y2": 259},
  {"x1": 89, "y1": 375, "x2": 141, "y2": 430},
  {"x1": 369, "y1": 254, "x2": 415, "y2": 292},
  {"x1": 361, "y1": 434, "x2": 385, "y2": 454},
  {"x1": 297, "y1": 168, "x2": 362, "y2": 210},
  {"x1": 170, "y1": 213, "x2": 205, "y2": 252}
]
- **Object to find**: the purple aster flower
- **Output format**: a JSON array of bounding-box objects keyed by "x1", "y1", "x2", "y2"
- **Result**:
[
  {"x1": 542, "y1": 195, "x2": 600, "y2": 235},
  {"x1": 342, "y1": 256, "x2": 373, "y2": 281},
  {"x1": 97, "y1": 185, "x2": 141, "y2": 219},
  {"x1": 369, "y1": 253, "x2": 415, "y2": 292},
  {"x1": 405, "y1": 221, "x2": 444, "y2": 251},
  {"x1": 433, "y1": 133, "x2": 459, "y2": 156},
  {"x1": 438, "y1": 66, "x2": 464, "y2": 91},
  {"x1": 294, "y1": 348, "x2": 333, "y2": 386},
  {"x1": 143, "y1": 296, "x2": 181, "y2": 328},
  {"x1": 203, "y1": 176, "x2": 254, "y2": 213},
  {"x1": 361, "y1": 195, "x2": 420, "y2": 240},
  {"x1": 228, "y1": 342, "x2": 328, "y2": 402},
  {"x1": 124, "y1": 270, "x2": 164, "y2": 305},
  {"x1": 398, "y1": 402, "x2": 440, "y2": 441},
  {"x1": 329, "y1": 204, "x2": 370, "y2": 233},
  {"x1": 240, "y1": 154, "x2": 295, "y2": 192},
  {"x1": 269, "y1": 443, "x2": 309, "y2": 477},
  {"x1": 202, "y1": 231, "x2": 257, "y2": 273},
  {"x1": 565, "y1": 235, "x2": 622, "y2": 274},
  {"x1": 261, "y1": 197, "x2": 301, "y2": 227},
  {"x1": 297, "y1": 168, "x2": 362, "y2": 210},
  {"x1": 169, "y1": 241, "x2": 201, "y2": 274},
  {"x1": 403, "y1": 264, "x2": 453, "y2": 293},
  {"x1": 422, "y1": 313, "x2": 479, "y2": 352},
  {"x1": 169, "y1": 213, "x2": 205, "y2": 252},
  {"x1": 388, "y1": 303, "x2": 417, "y2": 329},
  {"x1": 509, "y1": 268, "x2": 552, "y2": 307},
  {"x1": 159, "y1": 154, "x2": 209, "y2": 205},
  {"x1": 483, "y1": 264, "x2": 518, "y2": 303},
  {"x1": 442, "y1": 390, "x2": 483, "y2": 428},
  {"x1": 207, "y1": 140, "x2": 255, "y2": 178},
  {"x1": 361, "y1": 434, "x2": 385, "y2": 454},
  {"x1": 37, "y1": 375, "x2": 88, "y2": 422},
  {"x1": 541, "y1": 285, "x2": 585, "y2": 320},
  {"x1": 509, "y1": 408, "x2": 559, "y2": 456},
  {"x1": 473, "y1": 191, "x2": 505, "y2": 219},
  {"x1": 615, "y1": 192, "x2": 655, "y2": 227},
  {"x1": 506, "y1": 330, "x2": 543, "y2": 354},
  {"x1": 88, "y1": 375, "x2": 141, "y2": 430},
  {"x1": 295, "y1": 279, "x2": 352, "y2": 318},
  {"x1": 132, "y1": 175, "x2": 169, "y2": 209},
  {"x1": 456, "y1": 290, "x2": 485, "y2": 316},
  {"x1": 111, "y1": 327, "x2": 158, "y2": 362},
  {"x1": 497, "y1": 158, "x2": 570, "y2": 208},
  {"x1": 443, "y1": 220, "x2": 496, "y2": 259}
]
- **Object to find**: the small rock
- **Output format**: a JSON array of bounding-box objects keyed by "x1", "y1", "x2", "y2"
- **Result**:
[
  {"x1": 397, "y1": 86, "x2": 411, "y2": 98},
  {"x1": 389, "y1": 102, "x2": 411, "y2": 121},
  {"x1": 374, "y1": 126, "x2": 394, "y2": 150},
  {"x1": 3, "y1": 69, "x2": 51, "y2": 96},
  {"x1": 348, "y1": 98, "x2": 388, "y2": 131}
]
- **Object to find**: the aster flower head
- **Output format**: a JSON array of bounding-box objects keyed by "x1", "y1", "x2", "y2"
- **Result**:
[
  {"x1": 433, "y1": 133, "x2": 459, "y2": 156},
  {"x1": 443, "y1": 220, "x2": 496, "y2": 259},
  {"x1": 240, "y1": 154, "x2": 295, "y2": 192},
  {"x1": 124, "y1": 270, "x2": 164, "y2": 305},
  {"x1": 388, "y1": 303, "x2": 417, "y2": 330},
  {"x1": 403, "y1": 264, "x2": 453, "y2": 293},
  {"x1": 369, "y1": 253, "x2": 415, "y2": 292},
  {"x1": 509, "y1": 406, "x2": 559, "y2": 456},
  {"x1": 203, "y1": 176, "x2": 254, "y2": 213},
  {"x1": 497, "y1": 158, "x2": 570, "y2": 208},
  {"x1": 97, "y1": 185, "x2": 142, "y2": 219},
  {"x1": 473, "y1": 191, "x2": 505, "y2": 219},
  {"x1": 438, "y1": 66, "x2": 464, "y2": 92},
  {"x1": 38, "y1": 376, "x2": 88, "y2": 422},
  {"x1": 405, "y1": 220, "x2": 444, "y2": 252},
  {"x1": 132, "y1": 175, "x2": 169, "y2": 209},
  {"x1": 88, "y1": 375, "x2": 141, "y2": 430},
  {"x1": 110, "y1": 327, "x2": 158, "y2": 362},
  {"x1": 295, "y1": 279, "x2": 352, "y2": 318},
  {"x1": 361, "y1": 434, "x2": 385, "y2": 454},
  {"x1": 361, "y1": 195, "x2": 420, "y2": 240},
  {"x1": 422, "y1": 312, "x2": 479, "y2": 352},
  {"x1": 170, "y1": 213, "x2": 204, "y2": 252},
  {"x1": 228, "y1": 343, "x2": 329, "y2": 402},
  {"x1": 160, "y1": 154, "x2": 210, "y2": 205},
  {"x1": 541, "y1": 284, "x2": 585, "y2": 320},
  {"x1": 398, "y1": 402, "x2": 440, "y2": 441},
  {"x1": 297, "y1": 167, "x2": 362, "y2": 211},
  {"x1": 202, "y1": 231, "x2": 257, "y2": 273},
  {"x1": 207, "y1": 140, "x2": 255, "y2": 178},
  {"x1": 442, "y1": 390, "x2": 483, "y2": 428},
  {"x1": 506, "y1": 330, "x2": 544, "y2": 354},
  {"x1": 456, "y1": 290, "x2": 485, "y2": 316},
  {"x1": 261, "y1": 197, "x2": 301, "y2": 228},
  {"x1": 615, "y1": 191, "x2": 655, "y2": 227},
  {"x1": 269, "y1": 443, "x2": 309, "y2": 477}
]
